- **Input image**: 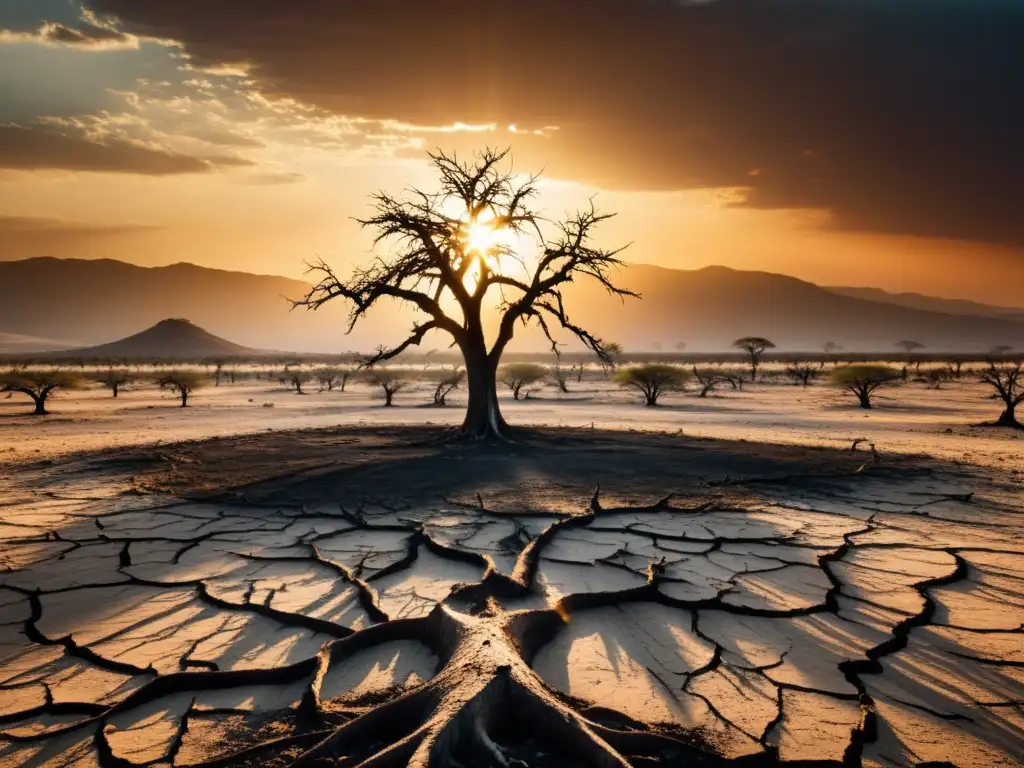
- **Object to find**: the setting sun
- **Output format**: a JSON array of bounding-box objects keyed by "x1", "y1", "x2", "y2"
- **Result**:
[{"x1": 463, "y1": 219, "x2": 503, "y2": 255}]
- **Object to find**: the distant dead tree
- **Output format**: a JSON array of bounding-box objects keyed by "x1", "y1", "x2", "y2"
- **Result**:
[
  {"x1": 921, "y1": 367, "x2": 950, "y2": 389},
  {"x1": 732, "y1": 337, "x2": 775, "y2": 381},
  {"x1": 977, "y1": 361, "x2": 1023, "y2": 429},
  {"x1": 830, "y1": 365, "x2": 901, "y2": 409},
  {"x1": 571, "y1": 363, "x2": 585, "y2": 383},
  {"x1": 156, "y1": 371, "x2": 205, "y2": 408},
  {"x1": 93, "y1": 367, "x2": 132, "y2": 398},
  {"x1": 292, "y1": 148, "x2": 634, "y2": 440},
  {"x1": 895, "y1": 340, "x2": 925, "y2": 372},
  {"x1": 0, "y1": 370, "x2": 80, "y2": 415},
  {"x1": 364, "y1": 369, "x2": 407, "y2": 407},
  {"x1": 281, "y1": 369, "x2": 311, "y2": 394},
  {"x1": 210, "y1": 360, "x2": 227, "y2": 387},
  {"x1": 499, "y1": 363, "x2": 547, "y2": 400},
  {"x1": 945, "y1": 358, "x2": 967, "y2": 379},
  {"x1": 785, "y1": 363, "x2": 818, "y2": 387},
  {"x1": 431, "y1": 367, "x2": 465, "y2": 406},
  {"x1": 691, "y1": 366, "x2": 736, "y2": 397},
  {"x1": 821, "y1": 341, "x2": 841, "y2": 368},
  {"x1": 315, "y1": 367, "x2": 345, "y2": 392},
  {"x1": 615, "y1": 364, "x2": 690, "y2": 406},
  {"x1": 548, "y1": 365, "x2": 572, "y2": 393}
]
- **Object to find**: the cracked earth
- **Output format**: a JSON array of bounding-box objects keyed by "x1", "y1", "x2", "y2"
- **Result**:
[{"x1": 0, "y1": 428, "x2": 1021, "y2": 767}]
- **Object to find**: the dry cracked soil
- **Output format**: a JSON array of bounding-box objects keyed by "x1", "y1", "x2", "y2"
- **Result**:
[{"x1": 0, "y1": 427, "x2": 1021, "y2": 768}]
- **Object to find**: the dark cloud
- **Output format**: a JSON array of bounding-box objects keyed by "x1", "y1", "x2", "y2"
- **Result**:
[
  {"x1": 87, "y1": 0, "x2": 1024, "y2": 245},
  {"x1": 0, "y1": 125, "x2": 253, "y2": 174}
]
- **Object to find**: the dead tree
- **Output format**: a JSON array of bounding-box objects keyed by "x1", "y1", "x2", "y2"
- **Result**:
[
  {"x1": 830, "y1": 365, "x2": 901, "y2": 409},
  {"x1": 977, "y1": 360, "x2": 1024, "y2": 429},
  {"x1": 732, "y1": 337, "x2": 775, "y2": 381},
  {"x1": 315, "y1": 367, "x2": 344, "y2": 392},
  {"x1": 281, "y1": 370, "x2": 311, "y2": 395},
  {"x1": 614, "y1": 364, "x2": 690, "y2": 406},
  {"x1": 0, "y1": 370, "x2": 79, "y2": 415},
  {"x1": 821, "y1": 341, "x2": 841, "y2": 368},
  {"x1": 292, "y1": 148, "x2": 634, "y2": 440},
  {"x1": 921, "y1": 367, "x2": 949, "y2": 389},
  {"x1": 945, "y1": 359, "x2": 966, "y2": 380},
  {"x1": 691, "y1": 367, "x2": 732, "y2": 397},
  {"x1": 785, "y1": 363, "x2": 818, "y2": 387},
  {"x1": 432, "y1": 367, "x2": 465, "y2": 406},
  {"x1": 499, "y1": 363, "x2": 547, "y2": 401},
  {"x1": 156, "y1": 371, "x2": 205, "y2": 408},
  {"x1": 895, "y1": 340, "x2": 925, "y2": 372},
  {"x1": 364, "y1": 369, "x2": 407, "y2": 406},
  {"x1": 94, "y1": 367, "x2": 132, "y2": 398},
  {"x1": 549, "y1": 365, "x2": 572, "y2": 393}
]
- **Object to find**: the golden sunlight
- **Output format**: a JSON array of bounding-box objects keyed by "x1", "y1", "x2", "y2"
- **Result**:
[{"x1": 462, "y1": 217, "x2": 504, "y2": 255}]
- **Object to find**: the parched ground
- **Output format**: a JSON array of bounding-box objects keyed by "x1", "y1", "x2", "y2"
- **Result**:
[{"x1": 0, "y1": 427, "x2": 1021, "y2": 767}]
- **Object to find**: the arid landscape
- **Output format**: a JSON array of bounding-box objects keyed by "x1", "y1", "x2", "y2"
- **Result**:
[{"x1": 3, "y1": 2, "x2": 1024, "y2": 766}]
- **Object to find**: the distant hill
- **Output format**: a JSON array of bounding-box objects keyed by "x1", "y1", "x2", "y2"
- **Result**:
[
  {"x1": 0, "y1": 332, "x2": 73, "y2": 354},
  {"x1": 47, "y1": 318, "x2": 261, "y2": 360},
  {"x1": 1, "y1": 257, "x2": 1022, "y2": 353},
  {"x1": 558, "y1": 265, "x2": 1024, "y2": 352},
  {"x1": 826, "y1": 285, "x2": 1024, "y2": 318},
  {"x1": 0, "y1": 257, "x2": 349, "y2": 352}
]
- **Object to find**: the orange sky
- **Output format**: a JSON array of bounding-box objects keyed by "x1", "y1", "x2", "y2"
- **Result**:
[{"x1": 2, "y1": 1, "x2": 1023, "y2": 307}]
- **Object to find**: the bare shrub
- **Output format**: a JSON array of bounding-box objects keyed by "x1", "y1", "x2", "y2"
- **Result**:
[
  {"x1": 549, "y1": 365, "x2": 572, "y2": 393},
  {"x1": 432, "y1": 367, "x2": 465, "y2": 406},
  {"x1": 364, "y1": 369, "x2": 407, "y2": 406},
  {"x1": 785, "y1": 363, "x2": 818, "y2": 387},
  {"x1": 499, "y1": 363, "x2": 547, "y2": 400}
]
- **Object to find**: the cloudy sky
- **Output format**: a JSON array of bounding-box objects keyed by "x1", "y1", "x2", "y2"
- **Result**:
[{"x1": 1, "y1": 0, "x2": 1022, "y2": 304}]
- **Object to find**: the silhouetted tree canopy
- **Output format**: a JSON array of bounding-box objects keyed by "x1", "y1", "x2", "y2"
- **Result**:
[
  {"x1": 293, "y1": 148, "x2": 634, "y2": 440},
  {"x1": 499, "y1": 362, "x2": 547, "y2": 401},
  {"x1": 732, "y1": 337, "x2": 775, "y2": 381},
  {"x1": 977, "y1": 361, "x2": 1024, "y2": 429},
  {"x1": 0, "y1": 370, "x2": 80, "y2": 415}
]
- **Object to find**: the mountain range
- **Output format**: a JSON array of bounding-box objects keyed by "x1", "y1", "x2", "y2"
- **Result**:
[{"x1": 1, "y1": 257, "x2": 1021, "y2": 354}]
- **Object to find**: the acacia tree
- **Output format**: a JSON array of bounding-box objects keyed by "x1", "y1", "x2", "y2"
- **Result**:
[
  {"x1": 431, "y1": 367, "x2": 465, "y2": 406},
  {"x1": 94, "y1": 367, "x2": 132, "y2": 398},
  {"x1": 830, "y1": 365, "x2": 901, "y2": 409},
  {"x1": 499, "y1": 362, "x2": 547, "y2": 401},
  {"x1": 281, "y1": 370, "x2": 311, "y2": 395},
  {"x1": 895, "y1": 340, "x2": 925, "y2": 372},
  {"x1": 293, "y1": 149, "x2": 633, "y2": 440},
  {"x1": 0, "y1": 370, "x2": 79, "y2": 415},
  {"x1": 785, "y1": 363, "x2": 818, "y2": 387},
  {"x1": 733, "y1": 337, "x2": 775, "y2": 381},
  {"x1": 364, "y1": 369, "x2": 407, "y2": 406},
  {"x1": 821, "y1": 341, "x2": 841, "y2": 368},
  {"x1": 156, "y1": 371, "x2": 205, "y2": 407},
  {"x1": 614, "y1": 364, "x2": 690, "y2": 406},
  {"x1": 977, "y1": 361, "x2": 1024, "y2": 429}
]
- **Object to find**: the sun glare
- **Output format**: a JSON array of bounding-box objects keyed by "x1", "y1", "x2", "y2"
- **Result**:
[{"x1": 463, "y1": 219, "x2": 504, "y2": 255}]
